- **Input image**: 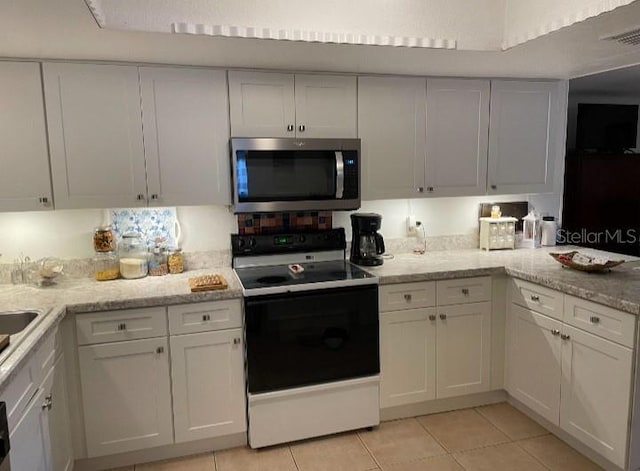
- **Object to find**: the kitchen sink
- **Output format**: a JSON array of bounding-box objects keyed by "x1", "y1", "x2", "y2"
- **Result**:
[{"x1": 0, "y1": 310, "x2": 40, "y2": 335}]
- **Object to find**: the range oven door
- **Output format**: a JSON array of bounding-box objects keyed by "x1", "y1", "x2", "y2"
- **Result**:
[
  {"x1": 231, "y1": 138, "x2": 360, "y2": 212},
  {"x1": 244, "y1": 284, "x2": 379, "y2": 394}
]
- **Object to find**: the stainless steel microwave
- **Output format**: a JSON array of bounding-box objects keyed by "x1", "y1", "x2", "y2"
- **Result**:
[{"x1": 230, "y1": 138, "x2": 361, "y2": 213}]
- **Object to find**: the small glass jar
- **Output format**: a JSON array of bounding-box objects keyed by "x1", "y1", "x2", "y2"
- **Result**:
[
  {"x1": 167, "y1": 248, "x2": 184, "y2": 274},
  {"x1": 148, "y1": 246, "x2": 168, "y2": 276},
  {"x1": 93, "y1": 225, "x2": 115, "y2": 252},
  {"x1": 118, "y1": 232, "x2": 148, "y2": 279},
  {"x1": 93, "y1": 252, "x2": 119, "y2": 281}
]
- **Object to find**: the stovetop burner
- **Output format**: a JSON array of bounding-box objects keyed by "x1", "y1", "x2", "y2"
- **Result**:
[{"x1": 256, "y1": 275, "x2": 289, "y2": 285}]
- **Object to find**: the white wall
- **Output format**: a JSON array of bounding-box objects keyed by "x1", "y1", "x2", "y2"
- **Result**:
[
  {"x1": 567, "y1": 93, "x2": 640, "y2": 151},
  {"x1": 0, "y1": 205, "x2": 237, "y2": 261}
]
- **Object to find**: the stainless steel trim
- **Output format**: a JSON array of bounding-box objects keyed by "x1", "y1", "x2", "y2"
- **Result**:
[
  {"x1": 234, "y1": 250, "x2": 345, "y2": 268},
  {"x1": 335, "y1": 151, "x2": 344, "y2": 199},
  {"x1": 241, "y1": 276, "x2": 379, "y2": 297},
  {"x1": 230, "y1": 138, "x2": 361, "y2": 213}
]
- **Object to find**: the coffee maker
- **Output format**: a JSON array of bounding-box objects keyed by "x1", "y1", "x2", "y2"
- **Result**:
[{"x1": 350, "y1": 213, "x2": 385, "y2": 266}]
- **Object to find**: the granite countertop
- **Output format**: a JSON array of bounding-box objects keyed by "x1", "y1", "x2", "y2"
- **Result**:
[{"x1": 366, "y1": 246, "x2": 640, "y2": 315}]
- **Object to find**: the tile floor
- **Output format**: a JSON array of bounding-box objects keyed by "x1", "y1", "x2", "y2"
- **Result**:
[{"x1": 109, "y1": 403, "x2": 604, "y2": 471}]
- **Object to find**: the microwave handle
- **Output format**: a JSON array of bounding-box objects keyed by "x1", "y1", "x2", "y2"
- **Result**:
[{"x1": 335, "y1": 151, "x2": 344, "y2": 199}]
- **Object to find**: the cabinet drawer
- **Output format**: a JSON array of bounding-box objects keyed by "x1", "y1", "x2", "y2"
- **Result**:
[
  {"x1": 510, "y1": 279, "x2": 563, "y2": 321},
  {"x1": 436, "y1": 277, "x2": 492, "y2": 306},
  {"x1": 168, "y1": 300, "x2": 242, "y2": 335},
  {"x1": 564, "y1": 295, "x2": 635, "y2": 347},
  {"x1": 76, "y1": 307, "x2": 167, "y2": 345},
  {"x1": 379, "y1": 282, "x2": 436, "y2": 312}
]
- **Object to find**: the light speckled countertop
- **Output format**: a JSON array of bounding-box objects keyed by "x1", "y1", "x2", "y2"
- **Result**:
[{"x1": 0, "y1": 246, "x2": 638, "y2": 391}]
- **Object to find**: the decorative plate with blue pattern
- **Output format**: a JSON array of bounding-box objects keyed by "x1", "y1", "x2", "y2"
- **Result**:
[{"x1": 109, "y1": 207, "x2": 181, "y2": 248}]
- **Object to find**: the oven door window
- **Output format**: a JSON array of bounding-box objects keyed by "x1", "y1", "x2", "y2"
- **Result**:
[
  {"x1": 245, "y1": 285, "x2": 379, "y2": 394},
  {"x1": 236, "y1": 150, "x2": 337, "y2": 202}
]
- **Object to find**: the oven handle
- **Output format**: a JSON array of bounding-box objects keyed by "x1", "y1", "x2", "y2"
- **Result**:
[{"x1": 335, "y1": 151, "x2": 344, "y2": 199}]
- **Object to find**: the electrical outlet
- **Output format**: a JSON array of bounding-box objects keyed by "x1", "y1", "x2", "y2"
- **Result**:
[{"x1": 406, "y1": 215, "x2": 417, "y2": 235}]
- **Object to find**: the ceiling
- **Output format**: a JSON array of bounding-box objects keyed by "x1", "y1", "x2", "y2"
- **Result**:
[
  {"x1": 2, "y1": 0, "x2": 640, "y2": 79},
  {"x1": 571, "y1": 64, "x2": 640, "y2": 95}
]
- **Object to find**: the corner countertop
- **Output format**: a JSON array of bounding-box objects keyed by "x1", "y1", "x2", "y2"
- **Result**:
[{"x1": 365, "y1": 246, "x2": 640, "y2": 315}]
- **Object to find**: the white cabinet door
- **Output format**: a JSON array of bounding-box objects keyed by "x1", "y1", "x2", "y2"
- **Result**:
[
  {"x1": 294, "y1": 75, "x2": 357, "y2": 138},
  {"x1": 436, "y1": 302, "x2": 492, "y2": 398},
  {"x1": 487, "y1": 81, "x2": 562, "y2": 194},
  {"x1": 46, "y1": 355, "x2": 74, "y2": 471},
  {"x1": 43, "y1": 63, "x2": 147, "y2": 209},
  {"x1": 358, "y1": 76, "x2": 427, "y2": 200},
  {"x1": 380, "y1": 308, "x2": 436, "y2": 408},
  {"x1": 0, "y1": 62, "x2": 53, "y2": 212},
  {"x1": 426, "y1": 79, "x2": 489, "y2": 196},
  {"x1": 560, "y1": 325, "x2": 633, "y2": 468},
  {"x1": 9, "y1": 385, "x2": 49, "y2": 471},
  {"x1": 228, "y1": 71, "x2": 296, "y2": 138},
  {"x1": 507, "y1": 304, "x2": 562, "y2": 425},
  {"x1": 170, "y1": 329, "x2": 246, "y2": 443},
  {"x1": 140, "y1": 67, "x2": 231, "y2": 206},
  {"x1": 78, "y1": 338, "x2": 173, "y2": 457}
]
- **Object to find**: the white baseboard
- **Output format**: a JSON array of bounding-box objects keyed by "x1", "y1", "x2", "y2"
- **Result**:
[{"x1": 73, "y1": 432, "x2": 247, "y2": 471}]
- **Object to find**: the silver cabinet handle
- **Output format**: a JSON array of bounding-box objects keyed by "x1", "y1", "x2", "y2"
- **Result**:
[
  {"x1": 38, "y1": 196, "x2": 49, "y2": 205},
  {"x1": 551, "y1": 329, "x2": 560, "y2": 336},
  {"x1": 117, "y1": 323, "x2": 127, "y2": 331},
  {"x1": 428, "y1": 315, "x2": 436, "y2": 321},
  {"x1": 439, "y1": 314, "x2": 447, "y2": 320},
  {"x1": 136, "y1": 194, "x2": 145, "y2": 201},
  {"x1": 590, "y1": 316, "x2": 600, "y2": 324},
  {"x1": 151, "y1": 194, "x2": 159, "y2": 200},
  {"x1": 560, "y1": 333, "x2": 571, "y2": 340},
  {"x1": 461, "y1": 288, "x2": 470, "y2": 296},
  {"x1": 233, "y1": 338, "x2": 241, "y2": 345},
  {"x1": 427, "y1": 186, "x2": 434, "y2": 192},
  {"x1": 42, "y1": 394, "x2": 52, "y2": 411},
  {"x1": 202, "y1": 314, "x2": 211, "y2": 321},
  {"x1": 404, "y1": 294, "x2": 412, "y2": 301},
  {"x1": 156, "y1": 346, "x2": 164, "y2": 354},
  {"x1": 491, "y1": 184, "x2": 497, "y2": 190},
  {"x1": 417, "y1": 187, "x2": 424, "y2": 193},
  {"x1": 287, "y1": 124, "x2": 294, "y2": 132},
  {"x1": 298, "y1": 124, "x2": 306, "y2": 132},
  {"x1": 530, "y1": 295, "x2": 540, "y2": 302}
]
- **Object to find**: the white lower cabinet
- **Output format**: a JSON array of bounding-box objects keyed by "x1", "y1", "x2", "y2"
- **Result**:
[
  {"x1": 78, "y1": 337, "x2": 173, "y2": 457},
  {"x1": 380, "y1": 308, "x2": 436, "y2": 408},
  {"x1": 9, "y1": 385, "x2": 49, "y2": 471},
  {"x1": 560, "y1": 325, "x2": 632, "y2": 468},
  {"x1": 436, "y1": 302, "x2": 492, "y2": 398},
  {"x1": 379, "y1": 278, "x2": 493, "y2": 408},
  {"x1": 506, "y1": 284, "x2": 634, "y2": 469},
  {"x1": 170, "y1": 329, "x2": 246, "y2": 443},
  {"x1": 507, "y1": 304, "x2": 562, "y2": 424},
  {"x1": 47, "y1": 355, "x2": 74, "y2": 471}
]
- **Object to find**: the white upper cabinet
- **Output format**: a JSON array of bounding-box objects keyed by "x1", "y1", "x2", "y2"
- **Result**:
[
  {"x1": 229, "y1": 71, "x2": 357, "y2": 138},
  {"x1": 43, "y1": 63, "x2": 148, "y2": 209},
  {"x1": 294, "y1": 74, "x2": 357, "y2": 138},
  {"x1": 358, "y1": 76, "x2": 427, "y2": 200},
  {"x1": 140, "y1": 67, "x2": 231, "y2": 206},
  {"x1": 426, "y1": 79, "x2": 489, "y2": 196},
  {"x1": 229, "y1": 71, "x2": 296, "y2": 138},
  {"x1": 0, "y1": 62, "x2": 53, "y2": 212},
  {"x1": 487, "y1": 81, "x2": 564, "y2": 194}
]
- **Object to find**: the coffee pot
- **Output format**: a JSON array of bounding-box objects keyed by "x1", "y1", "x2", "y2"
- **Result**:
[{"x1": 350, "y1": 213, "x2": 385, "y2": 266}]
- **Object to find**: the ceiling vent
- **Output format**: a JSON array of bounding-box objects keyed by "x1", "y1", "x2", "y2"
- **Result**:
[{"x1": 602, "y1": 27, "x2": 640, "y2": 46}]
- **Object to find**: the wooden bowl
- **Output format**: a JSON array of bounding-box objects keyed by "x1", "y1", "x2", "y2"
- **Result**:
[{"x1": 549, "y1": 251, "x2": 625, "y2": 273}]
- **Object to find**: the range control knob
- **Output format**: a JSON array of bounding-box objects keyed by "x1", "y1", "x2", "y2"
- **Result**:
[
  {"x1": 299, "y1": 235, "x2": 306, "y2": 243},
  {"x1": 237, "y1": 238, "x2": 246, "y2": 249},
  {"x1": 249, "y1": 238, "x2": 257, "y2": 248}
]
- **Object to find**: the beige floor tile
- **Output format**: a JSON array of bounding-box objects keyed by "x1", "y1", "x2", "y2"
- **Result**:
[
  {"x1": 290, "y1": 433, "x2": 378, "y2": 471},
  {"x1": 135, "y1": 453, "x2": 215, "y2": 471},
  {"x1": 417, "y1": 409, "x2": 510, "y2": 453},
  {"x1": 215, "y1": 445, "x2": 297, "y2": 471},
  {"x1": 382, "y1": 454, "x2": 464, "y2": 471},
  {"x1": 518, "y1": 434, "x2": 604, "y2": 471},
  {"x1": 358, "y1": 418, "x2": 446, "y2": 466},
  {"x1": 476, "y1": 402, "x2": 548, "y2": 441},
  {"x1": 453, "y1": 442, "x2": 547, "y2": 471}
]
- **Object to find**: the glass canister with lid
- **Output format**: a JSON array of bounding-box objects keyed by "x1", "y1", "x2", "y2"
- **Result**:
[
  {"x1": 93, "y1": 225, "x2": 115, "y2": 252},
  {"x1": 148, "y1": 246, "x2": 168, "y2": 276},
  {"x1": 118, "y1": 232, "x2": 148, "y2": 279},
  {"x1": 167, "y1": 247, "x2": 184, "y2": 274},
  {"x1": 93, "y1": 252, "x2": 119, "y2": 281}
]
